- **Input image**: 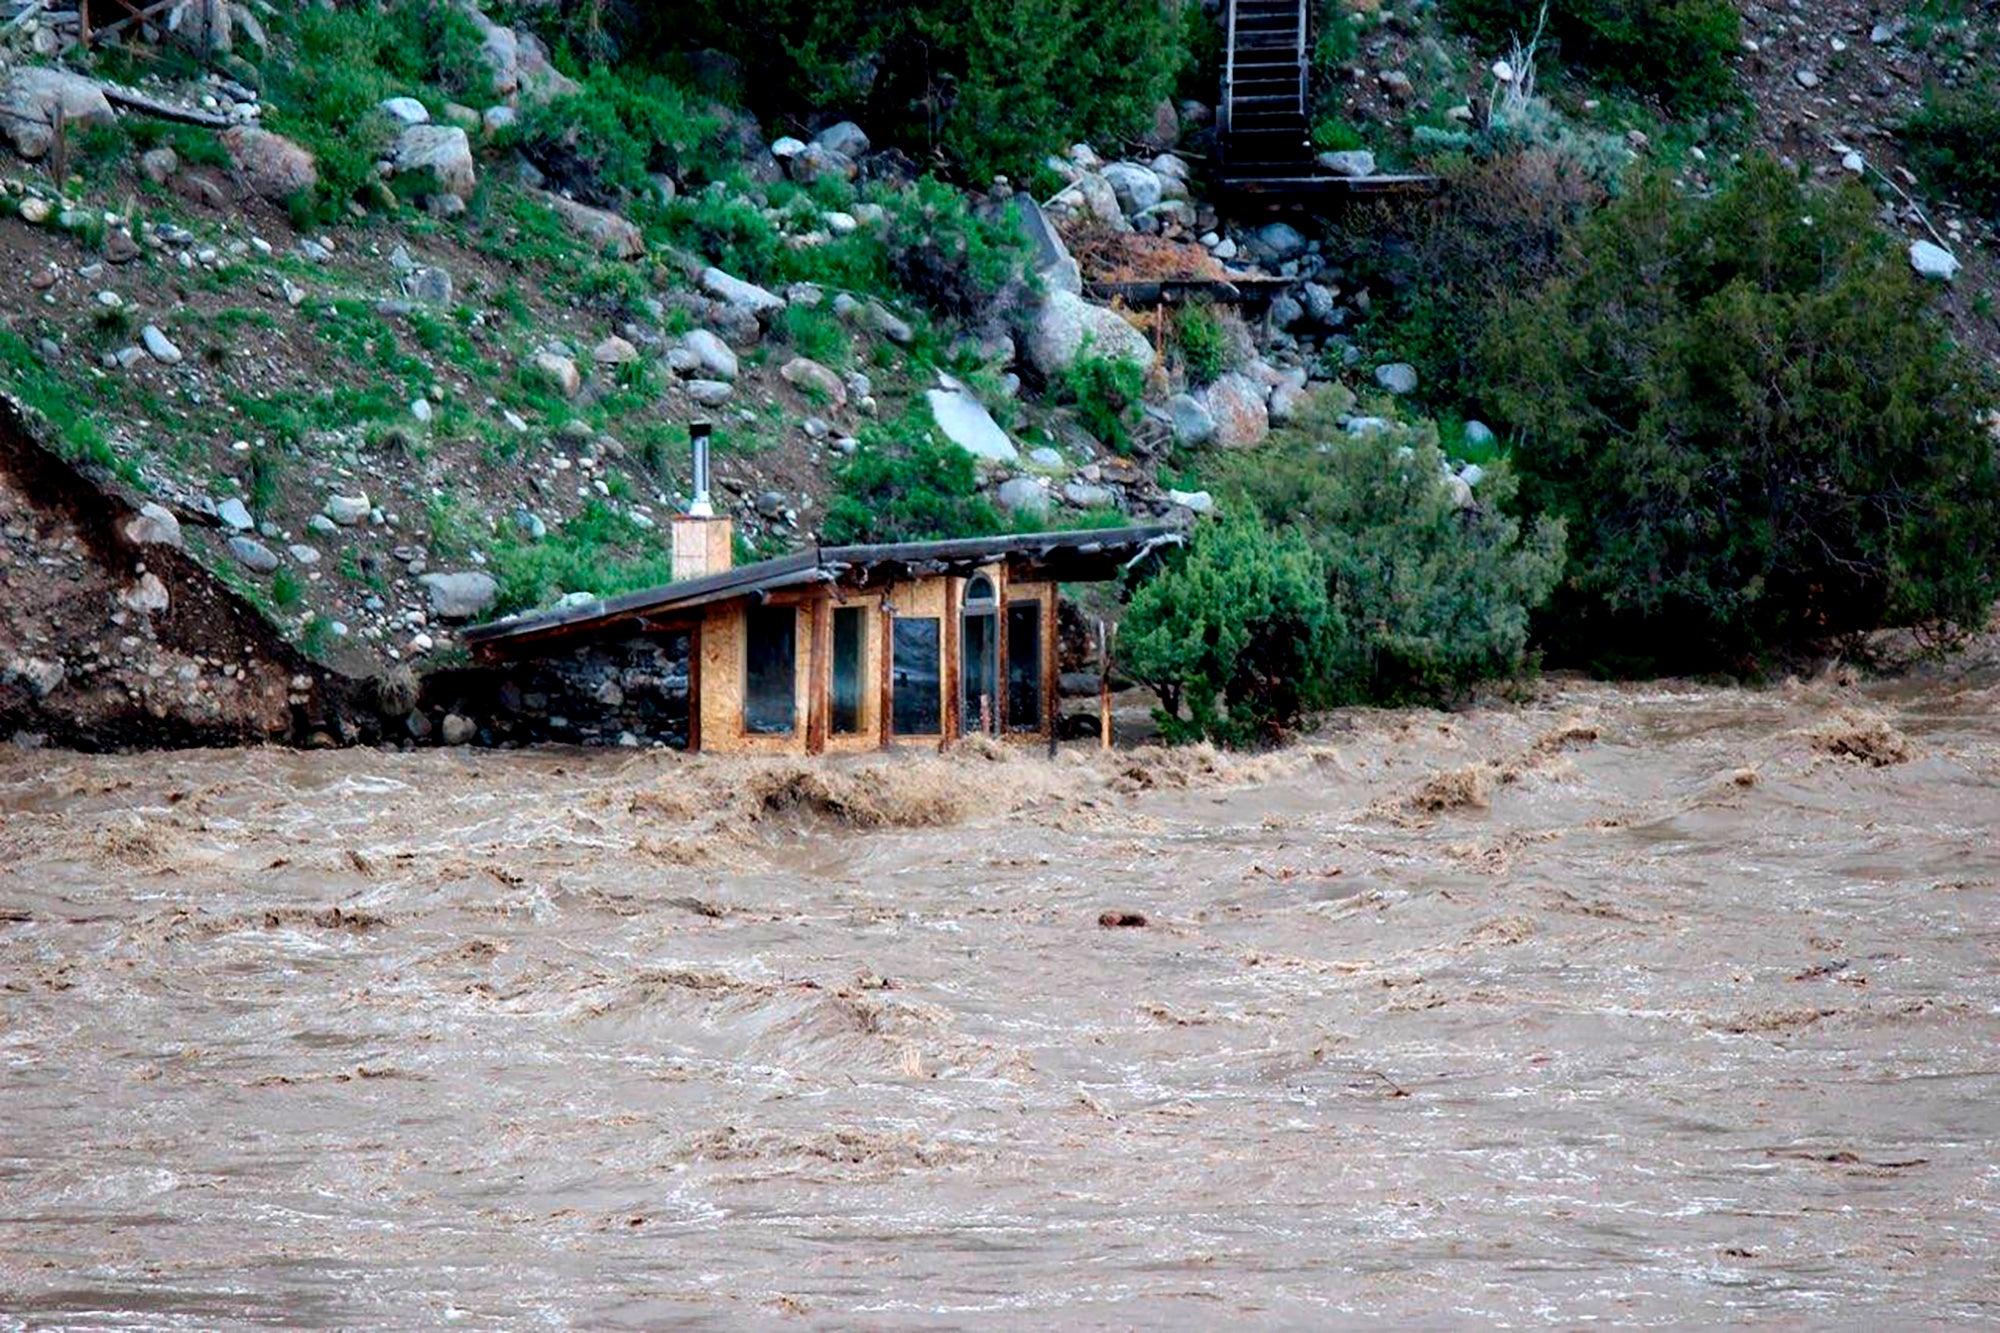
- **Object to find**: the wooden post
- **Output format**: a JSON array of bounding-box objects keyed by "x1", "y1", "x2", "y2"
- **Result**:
[
  {"x1": 878, "y1": 593, "x2": 896, "y2": 750},
  {"x1": 1044, "y1": 594, "x2": 1059, "y2": 759},
  {"x1": 942, "y1": 577, "x2": 960, "y2": 752},
  {"x1": 685, "y1": 623, "x2": 703, "y2": 752},
  {"x1": 804, "y1": 592, "x2": 831, "y2": 756},
  {"x1": 1098, "y1": 619, "x2": 1115, "y2": 751}
]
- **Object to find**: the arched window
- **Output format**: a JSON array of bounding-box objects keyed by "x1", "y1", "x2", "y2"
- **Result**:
[
  {"x1": 964, "y1": 575, "x2": 997, "y2": 610},
  {"x1": 961, "y1": 575, "x2": 999, "y2": 734}
]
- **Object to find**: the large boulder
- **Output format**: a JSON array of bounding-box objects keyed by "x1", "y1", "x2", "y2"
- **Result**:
[
  {"x1": 1, "y1": 68, "x2": 115, "y2": 160},
  {"x1": 541, "y1": 192, "x2": 643, "y2": 258},
  {"x1": 1910, "y1": 240, "x2": 1960, "y2": 283},
  {"x1": 1025, "y1": 290, "x2": 1154, "y2": 378},
  {"x1": 391, "y1": 125, "x2": 477, "y2": 199},
  {"x1": 464, "y1": 6, "x2": 579, "y2": 103},
  {"x1": 997, "y1": 476, "x2": 1052, "y2": 518},
  {"x1": 814, "y1": 121, "x2": 871, "y2": 157},
  {"x1": 1101, "y1": 162, "x2": 1163, "y2": 217},
  {"x1": 780, "y1": 356, "x2": 846, "y2": 407},
  {"x1": 1168, "y1": 392, "x2": 1217, "y2": 446},
  {"x1": 680, "y1": 329, "x2": 739, "y2": 381},
  {"x1": 220, "y1": 125, "x2": 318, "y2": 201},
  {"x1": 419, "y1": 571, "x2": 499, "y2": 621},
  {"x1": 789, "y1": 143, "x2": 857, "y2": 185},
  {"x1": 1245, "y1": 221, "x2": 1308, "y2": 265},
  {"x1": 1050, "y1": 170, "x2": 1126, "y2": 231},
  {"x1": 701, "y1": 267, "x2": 785, "y2": 320},
  {"x1": 1201, "y1": 372, "x2": 1269, "y2": 449},
  {"x1": 926, "y1": 380, "x2": 1020, "y2": 464}
]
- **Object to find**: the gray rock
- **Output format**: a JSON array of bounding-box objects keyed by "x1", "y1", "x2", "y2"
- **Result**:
[
  {"x1": 402, "y1": 265, "x2": 453, "y2": 305},
  {"x1": 1029, "y1": 446, "x2": 1064, "y2": 468},
  {"x1": 1202, "y1": 373, "x2": 1269, "y2": 449},
  {"x1": 140, "y1": 325, "x2": 182, "y2": 366},
  {"x1": 754, "y1": 489, "x2": 787, "y2": 519},
  {"x1": 217, "y1": 498, "x2": 255, "y2": 531},
  {"x1": 420, "y1": 571, "x2": 500, "y2": 621},
  {"x1": 771, "y1": 135, "x2": 807, "y2": 159},
  {"x1": 681, "y1": 329, "x2": 739, "y2": 380},
  {"x1": 1102, "y1": 161, "x2": 1164, "y2": 216},
  {"x1": 781, "y1": 356, "x2": 846, "y2": 406},
  {"x1": 514, "y1": 509, "x2": 547, "y2": 539},
  {"x1": 700, "y1": 266, "x2": 785, "y2": 319},
  {"x1": 122, "y1": 502, "x2": 183, "y2": 549},
  {"x1": 686, "y1": 379, "x2": 734, "y2": 406},
  {"x1": 1247, "y1": 222, "x2": 1308, "y2": 265},
  {"x1": 220, "y1": 125, "x2": 318, "y2": 201},
  {"x1": 1, "y1": 67, "x2": 116, "y2": 159},
  {"x1": 814, "y1": 120, "x2": 870, "y2": 157},
  {"x1": 1062, "y1": 481, "x2": 1117, "y2": 509},
  {"x1": 139, "y1": 147, "x2": 179, "y2": 184},
  {"x1": 1375, "y1": 362, "x2": 1419, "y2": 395},
  {"x1": 391, "y1": 124, "x2": 477, "y2": 199},
  {"x1": 379, "y1": 96, "x2": 430, "y2": 126},
  {"x1": 307, "y1": 514, "x2": 339, "y2": 536},
  {"x1": 925, "y1": 382, "x2": 1020, "y2": 464},
  {"x1": 1317, "y1": 149, "x2": 1377, "y2": 178},
  {"x1": 1168, "y1": 392, "x2": 1217, "y2": 446},
  {"x1": 1910, "y1": 239, "x2": 1959, "y2": 282},
  {"x1": 789, "y1": 142, "x2": 857, "y2": 185},
  {"x1": 1464, "y1": 419, "x2": 1497, "y2": 449},
  {"x1": 592, "y1": 335, "x2": 639, "y2": 365},
  {"x1": 531, "y1": 350, "x2": 581, "y2": 397},
  {"x1": 1345, "y1": 416, "x2": 1393, "y2": 436},
  {"x1": 857, "y1": 299, "x2": 913, "y2": 345},
  {"x1": 1025, "y1": 290, "x2": 1154, "y2": 377},
  {"x1": 1167, "y1": 488, "x2": 1215, "y2": 515},
  {"x1": 996, "y1": 476, "x2": 1052, "y2": 517},
  {"x1": 1269, "y1": 293, "x2": 1305, "y2": 329},
  {"x1": 541, "y1": 192, "x2": 645, "y2": 259},
  {"x1": 227, "y1": 535, "x2": 279, "y2": 573},
  {"x1": 1052, "y1": 171, "x2": 1126, "y2": 231},
  {"x1": 287, "y1": 544, "x2": 321, "y2": 566},
  {"x1": 1268, "y1": 380, "x2": 1310, "y2": 424},
  {"x1": 440, "y1": 713, "x2": 477, "y2": 745},
  {"x1": 1301, "y1": 282, "x2": 1339, "y2": 324},
  {"x1": 121, "y1": 572, "x2": 170, "y2": 615},
  {"x1": 325, "y1": 493, "x2": 371, "y2": 526},
  {"x1": 484, "y1": 105, "x2": 518, "y2": 135}
]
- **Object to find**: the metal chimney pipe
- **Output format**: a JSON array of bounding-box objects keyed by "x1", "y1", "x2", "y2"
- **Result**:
[{"x1": 688, "y1": 420, "x2": 714, "y2": 517}]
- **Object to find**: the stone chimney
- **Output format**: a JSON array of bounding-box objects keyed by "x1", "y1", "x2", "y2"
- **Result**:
[{"x1": 672, "y1": 420, "x2": 733, "y2": 580}]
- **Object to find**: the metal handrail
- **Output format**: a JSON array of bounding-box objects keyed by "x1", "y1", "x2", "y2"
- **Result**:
[
  {"x1": 1220, "y1": 0, "x2": 1238, "y2": 157},
  {"x1": 1295, "y1": 0, "x2": 1308, "y2": 127}
]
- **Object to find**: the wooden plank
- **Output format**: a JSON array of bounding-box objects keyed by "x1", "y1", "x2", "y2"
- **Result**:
[
  {"x1": 804, "y1": 592, "x2": 830, "y2": 756},
  {"x1": 686, "y1": 623, "x2": 702, "y2": 752},
  {"x1": 878, "y1": 586, "x2": 895, "y2": 750},
  {"x1": 1046, "y1": 595, "x2": 1060, "y2": 754},
  {"x1": 942, "y1": 575, "x2": 960, "y2": 749}
]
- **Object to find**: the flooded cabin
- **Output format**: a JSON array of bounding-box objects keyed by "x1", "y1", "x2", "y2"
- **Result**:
[{"x1": 461, "y1": 436, "x2": 1179, "y2": 753}]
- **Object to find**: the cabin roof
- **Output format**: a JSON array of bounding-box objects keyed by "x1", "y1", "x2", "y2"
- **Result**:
[{"x1": 462, "y1": 524, "x2": 1183, "y2": 658}]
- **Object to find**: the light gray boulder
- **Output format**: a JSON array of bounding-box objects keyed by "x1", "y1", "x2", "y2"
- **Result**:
[
  {"x1": 1025, "y1": 290, "x2": 1153, "y2": 377},
  {"x1": 701, "y1": 267, "x2": 785, "y2": 319},
  {"x1": 1, "y1": 68, "x2": 116, "y2": 159},
  {"x1": 391, "y1": 125, "x2": 477, "y2": 199},
  {"x1": 1102, "y1": 162, "x2": 1164, "y2": 216},
  {"x1": 420, "y1": 571, "x2": 500, "y2": 621},
  {"x1": 926, "y1": 380, "x2": 1019, "y2": 464}
]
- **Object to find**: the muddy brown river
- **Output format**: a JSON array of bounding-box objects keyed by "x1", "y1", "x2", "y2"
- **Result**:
[{"x1": 2, "y1": 667, "x2": 1997, "y2": 1327}]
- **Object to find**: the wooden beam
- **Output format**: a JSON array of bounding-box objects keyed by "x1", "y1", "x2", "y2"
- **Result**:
[
  {"x1": 804, "y1": 591, "x2": 830, "y2": 756},
  {"x1": 941, "y1": 575, "x2": 960, "y2": 750},
  {"x1": 686, "y1": 623, "x2": 702, "y2": 752},
  {"x1": 878, "y1": 587, "x2": 895, "y2": 750}
]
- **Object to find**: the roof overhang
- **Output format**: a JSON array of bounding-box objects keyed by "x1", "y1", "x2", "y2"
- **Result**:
[{"x1": 462, "y1": 525, "x2": 1183, "y2": 660}]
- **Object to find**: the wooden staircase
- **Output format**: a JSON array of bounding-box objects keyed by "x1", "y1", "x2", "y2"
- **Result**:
[
  {"x1": 1218, "y1": 0, "x2": 1313, "y2": 186},
  {"x1": 1216, "y1": 0, "x2": 1436, "y2": 203}
]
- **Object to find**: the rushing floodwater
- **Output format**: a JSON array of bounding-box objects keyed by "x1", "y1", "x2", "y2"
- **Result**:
[{"x1": 1, "y1": 668, "x2": 1997, "y2": 1327}]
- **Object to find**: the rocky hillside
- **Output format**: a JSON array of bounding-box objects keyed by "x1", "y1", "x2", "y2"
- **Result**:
[{"x1": 1, "y1": 0, "x2": 1996, "y2": 747}]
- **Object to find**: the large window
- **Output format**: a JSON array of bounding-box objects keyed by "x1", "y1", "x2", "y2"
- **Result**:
[
  {"x1": 891, "y1": 617, "x2": 941, "y2": 736},
  {"x1": 1007, "y1": 600, "x2": 1043, "y2": 731},
  {"x1": 831, "y1": 605, "x2": 866, "y2": 736},
  {"x1": 743, "y1": 605, "x2": 796, "y2": 735},
  {"x1": 961, "y1": 576, "x2": 998, "y2": 735}
]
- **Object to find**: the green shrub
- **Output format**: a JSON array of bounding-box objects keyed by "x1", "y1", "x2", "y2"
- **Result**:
[
  {"x1": 1446, "y1": 0, "x2": 1740, "y2": 112},
  {"x1": 1122, "y1": 513, "x2": 1340, "y2": 746},
  {"x1": 1480, "y1": 159, "x2": 2000, "y2": 669},
  {"x1": 272, "y1": 567, "x2": 305, "y2": 608},
  {"x1": 880, "y1": 177, "x2": 1031, "y2": 319},
  {"x1": 585, "y1": 0, "x2": 1185, "y2": 180},
  {"x1": 821, "y1": 404, "x2": 1004, "y2": 545},
  {"x1": 1218, "y1": 402, "x2": 1565, "y2": 705},
  {"x1": 1060, "y1": 349, "x2": 1147, "y2": 453},
  {"x1": 1903, "y1": 79, "x2": 2000, "y2": 220},
  {"x1": 1177, "y1": 303, "x2": 1226, "y2": 385},
  {"x1": 488, "y1": 501, "x2": 675, "y2": 616},
  {"x1": 777, "y1": 304, "x2": 850, "y2": 367},
  {"x1": 505, "y1": 66, "x2": 726, "y2": 205}
]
